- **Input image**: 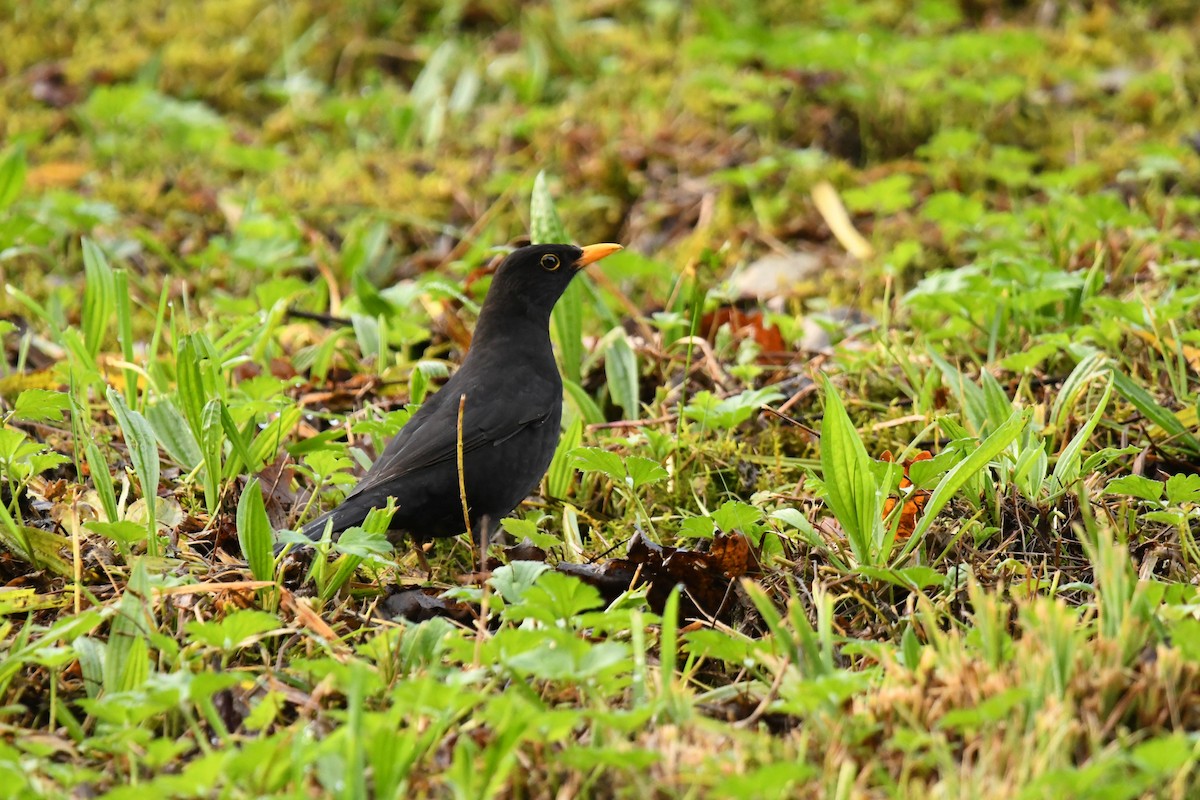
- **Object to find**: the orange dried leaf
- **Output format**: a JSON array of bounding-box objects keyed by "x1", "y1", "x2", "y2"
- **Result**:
[{"x1": 879, "y1": 450, "x2": 933, "y2": 541}]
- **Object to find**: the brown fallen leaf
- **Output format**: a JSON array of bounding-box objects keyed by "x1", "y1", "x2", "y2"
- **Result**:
[
  {"x1": 27, "y1": 62, "x2": 80, "y2": 108},
  {"x1": 701, "y1": 306, "x2": 788, "y2": 357},
  {"x1": 880, "y1": 450, "x2": 932, "y2": 542},
  {"x1": 382, "y1": 587, "x2": 475, "y2": 624},
  {"x1": 279, "y1": 589, "x2": 335, "y2": 639},
  {"x1": 558, "y1": 531, "x2": 759, "y2": 622}
]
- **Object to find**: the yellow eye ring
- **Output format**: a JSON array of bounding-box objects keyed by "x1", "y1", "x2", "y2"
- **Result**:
[{"x1": 540, "y1": 254, "x2": 560, "y2": 271}]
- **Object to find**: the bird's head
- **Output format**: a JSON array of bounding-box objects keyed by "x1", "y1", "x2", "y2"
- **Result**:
[{"x1": 484, "y1": 242, "x2": 622, "y2": 318}]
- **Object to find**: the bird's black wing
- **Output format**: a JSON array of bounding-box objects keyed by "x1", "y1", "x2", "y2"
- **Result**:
[{"x1": 347, "y1": 373, "x2": 556, "y2": 497}]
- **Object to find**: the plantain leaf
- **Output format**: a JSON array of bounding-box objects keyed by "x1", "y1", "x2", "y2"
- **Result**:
[
  {"x1": 81, "y1": 239, "x2": 116, "y2": 359},
  {"x1": 236, "y1": 479, "x2": 275, "y2": 582},
  {"x1": 107, "y1": 387, "x2": 161, "y2": 551},
  {"x1": 531, "y1": 171, "x2": 585, "y2": 384}
]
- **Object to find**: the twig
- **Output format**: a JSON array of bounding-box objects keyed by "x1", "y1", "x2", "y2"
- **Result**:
[
  {"x1": 456, "y1": 393, "x2": 470, "y2": 536},
  {"x1": 759, "y1": 406, "x2": 819, "y2": 439},
  {"x1": 733, "y1": 655, "x2": 790, "y2": 729},
  {"x1": 286, "y1": 307, "x2": 353, "y2": 327},
  {"x1": 586, "y1": 414, "x2": 678, "y2": 432}
]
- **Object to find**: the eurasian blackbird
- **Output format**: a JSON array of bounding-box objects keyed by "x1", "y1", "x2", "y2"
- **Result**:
[{"x1": 296, "y1": 242, "x2": 622, "y2": 548}]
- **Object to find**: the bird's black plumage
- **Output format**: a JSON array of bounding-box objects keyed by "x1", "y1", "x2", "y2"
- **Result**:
[{"x1": 296, "y1": 242, "x2": 621, "y2": 548}]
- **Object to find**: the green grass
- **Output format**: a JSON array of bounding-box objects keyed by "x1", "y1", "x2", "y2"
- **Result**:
[{"x1": 2, "y1": 1, "x2": 1200, "y2": 797}]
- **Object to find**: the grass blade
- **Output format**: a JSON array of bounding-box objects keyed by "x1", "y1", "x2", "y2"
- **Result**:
[
  {"x1": 1051, "y1": 375, "x2": 1113, "y2": 490},
  {"x1": 0, "y1": 144, "x2": 26, "y2": 210}
]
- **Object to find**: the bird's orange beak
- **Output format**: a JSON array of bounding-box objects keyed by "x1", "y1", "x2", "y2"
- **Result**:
[{"x1": 576, "y1": 243, "x2": 622, "y2": 269}]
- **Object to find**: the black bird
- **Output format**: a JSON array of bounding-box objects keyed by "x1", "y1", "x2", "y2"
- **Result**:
[{"x1": 295, "y1": 242, "x2": 622, "y2": 550}]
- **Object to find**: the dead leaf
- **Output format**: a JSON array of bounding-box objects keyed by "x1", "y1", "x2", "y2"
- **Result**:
[
  {"x1": 701, "y1": 307, "x2": 787, "y2": 356},
  {"x1": 880, "y1": 450, "x2": 932, "y2": 542},
  {"x1": 27, "y1": 62, "x2": 80, "y2": 108},
  {"x1": 559, "y1": 531, "x2": 758, "y2": 622},
  {"x1": 502, "y1": 539, "x2": 548, "y2": 563},
  {"x1": 811, "y1": 180, "x2": 874, "y2": 259},
  {"x1": 280, "y1": 589, "x2": 341, "y2": 643},
  {"x1": 26, "y1": 162, "x2": 89, "y2": 190},
  {"x1": 728, "y1": 251, "x2": 821, "y2": 301},
  {"x1": 382, "y1": 587, "x2": 475, "y2": 624}
]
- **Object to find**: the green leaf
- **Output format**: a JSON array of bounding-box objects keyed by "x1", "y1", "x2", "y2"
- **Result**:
[
  {"x1": 0, "y1": 145, "x2": 26, "y2": 210},
  {"x1": 84, "y1": 520, "x2": 147, "y2": 547},
  {"x1": 105, "y1": 560, "x2": 152, "y2": 692},
  {"x1": 573, "y1": 447, "x2": 626, "y2": 483},
  {"x1": 625, "y1": 456, "x2": 668, "y2": 489},
  {"x1": 1130, "y1": 734, "x2": 1192, "y2": 774},
  {"x1": 505, "y1": 572, "x2": 604, "y2": 624},
  {"x1": 84, "y1": 442, "x2": 119, "y2": 523},
  {"x1": 546, "y1": 416, "x2": 582, "y2": 499},
  {"x1": 714, "y1": 763, "x2": 818, "y2": 797},
  {"x1": 146, "y1": 400, "x2": 202, "y2": 468},
  {"x1": 1109, "y1": 363, "x2": 1200, "y2": 454},
  {"x1": 219, "y1": 404, "x2": 256, "y2": 478},
  {"x1": 1144, "y1": 510, "x2": 1186, "y2": 526},
  {"x1": 819, "y1": 375, "x2": 885, "y2": 565},
  {"x1": 175, "y1": 334, "x2": 211, "y2": 442},
  {"x1": 562, "y1": 379, "x2": 605, "y2": 425},
  {"x1": 682, "y1": 387, "x2": 783, "y2": 431},
  {"x1": 107, "y1": 388, "x2": 161, "y2": 551},
  {"x1": 553, "y1": 281, "x2": 585, "y2": 384},
  {"x1": 1105, "y1": 475, "x2": 1164, "y2": 503},
  {"x1": 979, "y1": 371, "x2": 1016, "y2": 436},
  {"x1": 1051, "y1": 352, "x2": 1108, "y2": 431},
  {"x1": 0, "y1": 502, "x2": 72, "y2": 575},
  {"x1": 113, "y1": 269, "x2": 138, "y2": 404},
  {"x1": 236, "y1": 479, "x2": 275, "y2": 582},
  {"x1": 678, "y1": 516, "x2": 715, "y2": 539},
  {"x1": 1052, "y1": 377, "x2": 1112, "y2": 490},
  {"x1": 81, "y1": 238, "x2": 116, "y2": 359},
  {"x1": 531, "y1": 171, "x2": 585, "y2": 383},
  {"x1": 855, "y1": 565, "x2": 945, "y2": 589},
  {"x1": 488, "y1": 561, "x2": 551, "y2": 605},
  {"x1": 11, "y1": 389, "x2": 70, "y2": 423},
  {"x1": 930, "y1": 350, "x2": 989, "y2": 435},
  {"x1": 907, "y1": 449, "x2": 960, "y2": 489},
  {"x1": 683, "y1": 628, "x2": 755, "y2": 665},
  {"x1": 186, "y1": 609, "x2": 281, "y2": 650},
  {"x1": 199, "y1": 399, "x2": 224, "y2": 515},
  {"x1": 938, "y1": 688, "x2": 1031, "y2": 732},
  {"x1": 712, "y1": 500, "x2": 762, "y2": 532},
  {"x1": 500, "y1": 517, "x2": 560, "y2": 550},
  {"x1": 603, "y1": 330, "x2": 639, "y2": 420},
  {"x1": 530, "y1": 171, "x2": 569, "y2": 243},
  {"x1": 333, "y1": 526, "x2": 393, "y2": 557},
  {"x1": 246, "y1": 406, "x2": 302, "y2": 472},
  {"x1": 1164, "y1": 474, "x2": 1200, "y2": 505}
]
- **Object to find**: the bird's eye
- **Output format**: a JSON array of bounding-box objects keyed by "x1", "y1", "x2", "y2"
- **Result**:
[{"x1": 540, "y1": 254, "x2": 560, "y2": 271}]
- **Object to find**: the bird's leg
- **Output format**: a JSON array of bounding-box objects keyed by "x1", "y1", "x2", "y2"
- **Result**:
[{"x1": 416, "y1": 541, "x2": 433, "y2": 580}]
